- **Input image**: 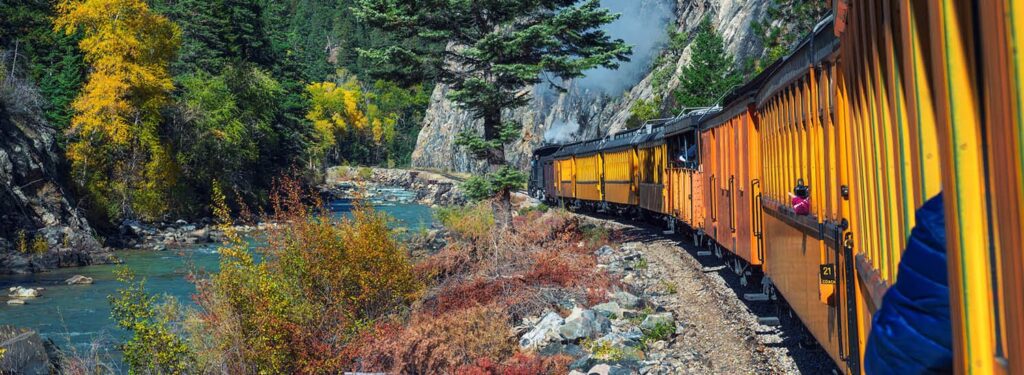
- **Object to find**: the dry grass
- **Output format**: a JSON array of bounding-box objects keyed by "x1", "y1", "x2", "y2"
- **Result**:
[{"x1": 340, "y1": 201, "x2": 620, "y2": 374}]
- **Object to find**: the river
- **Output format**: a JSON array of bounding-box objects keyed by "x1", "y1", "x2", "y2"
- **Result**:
[{"x1": 0, "y1": 197, "x2": 435, "y2": 365}]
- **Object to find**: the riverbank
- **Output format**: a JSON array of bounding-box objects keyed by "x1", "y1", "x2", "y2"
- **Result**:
[
  {"x1": 323, "y1": 166, "x2": 465, "y2": 206},
  {"x1": 0, "y1": 199, "x2": 437, "y2": 373}
]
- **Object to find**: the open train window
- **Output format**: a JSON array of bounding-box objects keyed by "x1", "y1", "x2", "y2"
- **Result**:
[{"x1": 669, "y1": 130, "x2": 699, "y2": 170}]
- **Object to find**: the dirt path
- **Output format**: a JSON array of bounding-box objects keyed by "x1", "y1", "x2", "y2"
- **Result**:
[{"x1": 581, "y1": 215, "x2": 838, "y2": 374}]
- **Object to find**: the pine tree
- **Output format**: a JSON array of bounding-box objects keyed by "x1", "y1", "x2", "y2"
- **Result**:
[
  {"x1": 355, "y1": 0, "x2": 630, "y2": 229},
  {"x1": 0, "y1": 0, "x2": 85, "y2": 129},
  {"x1": 156, "y1": 0, "x2": 273, "y2": 75},
  {"x1": 673, "y1": 18, "x2": 741, "y2": 110}
]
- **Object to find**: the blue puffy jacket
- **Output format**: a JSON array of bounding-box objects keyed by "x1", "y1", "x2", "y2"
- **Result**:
[{"x1": 864, "y1": 193, "x2": 953, "y2": 374}]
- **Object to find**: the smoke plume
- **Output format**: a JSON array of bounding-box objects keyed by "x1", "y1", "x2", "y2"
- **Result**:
[
  {"x1": 544, "y1": 118, "x2": 581, "y2": 144},
  {"x1": 576, "y1": 0, "x2": 677, "y2": 96}
]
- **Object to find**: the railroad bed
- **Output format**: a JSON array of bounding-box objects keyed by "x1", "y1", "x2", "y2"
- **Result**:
[{"x1": 577, "y1": 213, "x2": 838, "y2": 374}]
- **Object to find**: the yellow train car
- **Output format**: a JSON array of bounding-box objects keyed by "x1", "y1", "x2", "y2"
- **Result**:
[
  {"x1": 637, "y1": 128, "x2": 668, "y2": 214},
  {"x1": 702, "y1": 101, "x2": 763, "y2": 266},
  {"x1": 600, "y1": 130, "x2": 645, "y2": 206},
  {"x1": 552, "y1": 145, "x2": 578, "y2": 200},
  {"x1": 533, "y1": 3, "x2": 1024, "y2": 372},
  {"x1": 755, "y1": 16, "x2": 858, "y2": 372},
  {"x1": 574, "y1": 148, "x2": 603, "y2": 202},
  {"x1": 864, "y1": 0, "x2": 1024, "y2": 372},
  {"x1": 665, "y1": 113, "x2": 706, "y2": 229}
]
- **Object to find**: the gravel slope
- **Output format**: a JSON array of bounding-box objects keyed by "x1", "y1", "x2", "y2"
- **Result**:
[{"x1": 581, "y1": 214, "x2": 839, "y2": 374}]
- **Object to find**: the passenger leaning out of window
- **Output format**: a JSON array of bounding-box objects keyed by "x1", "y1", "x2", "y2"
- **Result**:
[{"x1": 789, "y1": 179, "x2": 810, "y2": 215}]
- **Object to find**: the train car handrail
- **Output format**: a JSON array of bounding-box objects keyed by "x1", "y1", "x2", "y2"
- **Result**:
[{"x1": 729, "y1": 176, "x2": 736, "y2": 233}]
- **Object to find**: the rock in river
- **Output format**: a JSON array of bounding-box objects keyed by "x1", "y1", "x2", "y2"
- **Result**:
[
  {"x1": 64, "y1": 275, "x2": 93, "y2": 285},
  {"x1": 7, "y1": 287, "x2": 39, "y2": 298}
]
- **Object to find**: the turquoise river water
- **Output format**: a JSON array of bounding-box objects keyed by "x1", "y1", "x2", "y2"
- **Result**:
[{"x1": 0, "y1": 199, "x2": 435, "y2": 365}]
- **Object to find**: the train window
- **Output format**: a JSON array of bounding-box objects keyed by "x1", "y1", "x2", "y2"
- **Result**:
[{"x1": 670, "y1": 130, "x2": 700, "y2": 170}]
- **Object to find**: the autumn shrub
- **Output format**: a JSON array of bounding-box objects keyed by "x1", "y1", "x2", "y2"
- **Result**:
[
  {"x1": 357, "y1": 166, "x2": 374, "y2": 180},
  {"x1": 435, "y1": 201, "x2": 495, "y2": 241},
  {"x1": 177, "y1": 178, "x2": 421, "y2": 373},
  {"x1": 109, "y1": 267, "x2": 195, "y2": 374},
  {"x1": 456, "y1": 352, "x2": 573, "y2": 375},
  {"x1": 354, "y1": 305, "x2": 516, "y2": 374}
]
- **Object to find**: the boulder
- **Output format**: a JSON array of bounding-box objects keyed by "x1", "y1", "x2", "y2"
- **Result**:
[
  {"x1": 595, "y1": 245, "x2": 614, "y2": 256},
  {"x1": 0, "y1": 326, "x2": 50, "y2": 374},
  {"x1": 559, "y1": 307, "x2": 611, "y2": 341},
  {"x1": 586, "y1": 363, "x2": 633, "y2": 375},
  {"x1": 64, "y1": 275, "x2": 93, "y2": 285},
  {"x1": 8, "y1": 287, "x2": 39, "y2": 298},
  {"x1": 569, "y1": 355, "x2": 597, "y2": 372},
  {"x1": 612, "y1": 291, "x2": 640, "y2": 309},
  {"x1": 640, "y1": 312, "x2": 674, "y2": 331},
  {"x1": 592, "y1": 301, "x2": 625, "y2": 318},
  {"x1": 520, "y1": 311, "x2": 564, "y2": 349}
]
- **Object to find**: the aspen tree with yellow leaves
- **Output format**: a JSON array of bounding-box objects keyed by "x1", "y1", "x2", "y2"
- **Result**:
[
  {"x1": 305, "y1": 70, "x2": 398, "y2": 168},
  {"x1": 54, "y1": 0, "x2": 181, "y2": 221}
]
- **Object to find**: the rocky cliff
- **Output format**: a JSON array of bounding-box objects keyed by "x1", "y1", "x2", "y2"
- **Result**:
[
  {"x1": 0, "y1": 57, "x2": 112, "y2": 274},
  {"x1": 412, "y1": 0, "x2": 778, "y2": 173}
]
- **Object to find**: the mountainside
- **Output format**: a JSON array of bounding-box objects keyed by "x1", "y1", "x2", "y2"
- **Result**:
[
  {"x1": 0, "y1": 57, "x2": 110, "y2": 274},
  {"x1": 412, "y1": 0, "x2": 776, "y2": 173}
]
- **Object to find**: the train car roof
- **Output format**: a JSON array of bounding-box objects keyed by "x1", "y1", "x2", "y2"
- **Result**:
[
  {"x1": 665, "y1": 108, "x2": 720, "y2": 136},
  {"x1": 532, "y1": 144, "x2": 562, "y2": 158},
  {"x1": 551, "y1": 140, "x2": 585, "y2": 158},
  {"x1": 756, "y1": 14, "x2": 838, "y2": 107},
  {"x1": 573, "y1": 137, "x2": 606, "y2": 156},
  {"x1": 601, "y1": 123, "x2": 665, "y2": 152}
]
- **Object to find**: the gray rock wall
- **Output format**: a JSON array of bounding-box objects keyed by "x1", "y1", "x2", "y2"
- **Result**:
[
  {"x1": 412, "y1": 0, "x2": 777, "y2": 173},
  {"x1": 0, "y1": 55, "x2": 109, "y2": 274}
]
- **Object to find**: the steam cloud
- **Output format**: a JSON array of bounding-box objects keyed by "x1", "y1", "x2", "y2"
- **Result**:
[
  {"x1": 544, "y1": 118, "x2": 581, "y2": 144},
  {"x1": 540, "y1": 0, "x2": 676, "y2": 145},
  {"x1": 577, "y1": 0, "x2": 677, "y2": 96}
]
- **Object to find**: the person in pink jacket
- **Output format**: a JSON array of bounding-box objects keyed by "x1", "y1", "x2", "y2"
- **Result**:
[{"x1": 789, "y1": 179, "x2": 810, "y2": 215}]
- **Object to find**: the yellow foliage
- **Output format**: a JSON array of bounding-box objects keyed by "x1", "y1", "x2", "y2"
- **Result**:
[
  {"x1": 190, "y1": 181, "x2": 422, "y2": 372},
  {"x1": 55, "y1": 0, "x2": 181, "y2": 220},
  {"x1": 305, "y1": 70, "x2": 400, "y2": 163}
]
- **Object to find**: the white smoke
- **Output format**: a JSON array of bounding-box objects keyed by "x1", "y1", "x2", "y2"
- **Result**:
[
  {"x1": 577, "y1": 0, "x2": 677, "y2": 96},
  {"x1": 544, "y1": 118, "x2": 581, "y2": 144}
]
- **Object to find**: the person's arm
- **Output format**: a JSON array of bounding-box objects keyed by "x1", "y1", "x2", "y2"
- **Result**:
[{"x1": 864, "y1": 194, "x2": 953, "y2": 374}]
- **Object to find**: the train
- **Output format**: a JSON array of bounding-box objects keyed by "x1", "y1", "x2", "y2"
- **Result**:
[{"x1": 529, "y1": 2, "x2": 1023, "y2": 373}]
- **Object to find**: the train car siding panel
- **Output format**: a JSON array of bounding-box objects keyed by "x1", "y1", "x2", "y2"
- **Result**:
[
  {"x1": 556, "y1": 157, "x2": 575, "y2": 199},
  {"x1": 603, "y1": 149, "x2": 636, "y2": 205},
  {"x1": 762, "y1": 215, "x2": 842, "y2": 366},
  {"x1": 638, "y1": 144, "x2": 667, "y2": 214},
  {"x1": 978, "y1": 0, "x2": 1024, "y2": 369},
  {"x1": 575, "y1": 154, "x2": 603, "y2": 202}
]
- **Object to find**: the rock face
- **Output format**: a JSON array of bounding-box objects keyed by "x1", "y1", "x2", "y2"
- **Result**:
[
  {"x1": 412, "y1": 0, "x2": 777, "y2": 173},
  {"x1": 0, "y1": 326, "x2": 53, "y2": 374},
  {"x1": 0, "y1": 63, "x2": 110, "y2": 274}
]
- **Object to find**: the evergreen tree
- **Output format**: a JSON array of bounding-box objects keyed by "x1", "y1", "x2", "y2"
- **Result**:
[
  {"x1": 673, "y1": 18, "x2": 741, "y2": 110},
  {"x1": 355, "y1": 0, "x2": 630, "y2": 228},
  {"x1": 0, "y1": 0, "x2": 85, "y2": 129},
  {"x1": 155, "y1": 0, "x2": 273, "y2": 75}
]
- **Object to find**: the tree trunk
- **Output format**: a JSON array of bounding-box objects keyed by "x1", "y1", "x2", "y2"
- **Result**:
[{"x1": 482, "y1": 109, "x2": 513, "y2": 231}]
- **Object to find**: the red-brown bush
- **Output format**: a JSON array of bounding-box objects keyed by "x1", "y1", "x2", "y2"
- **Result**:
[{"x1": 456, "y1": 352, "x2": 573, "y2": 375}]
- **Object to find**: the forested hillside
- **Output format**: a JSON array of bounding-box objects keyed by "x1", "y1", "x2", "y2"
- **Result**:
[
  {"x1": 0, "y1": 0, "x2": 437, "y2": 231},
  {"x1": 412, "y1": 0, "x2": 829, "y2": 173}
]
